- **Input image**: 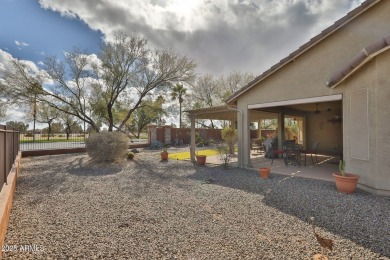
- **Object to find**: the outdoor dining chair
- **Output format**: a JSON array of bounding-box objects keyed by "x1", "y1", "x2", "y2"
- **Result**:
[
  {"x1": 284, "y1": 141, "x2": 301, "y2": 166},
  {"x1": 300, "y1": 141, "x2": 319, "y2": 166},
  {"x1": 271, "y1": 140, "x2": 285, "y2": 165}
]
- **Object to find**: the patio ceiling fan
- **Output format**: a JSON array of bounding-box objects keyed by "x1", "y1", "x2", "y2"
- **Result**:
[{"x1": 313, "y1": 103, "x2": 321, "y2": 114}]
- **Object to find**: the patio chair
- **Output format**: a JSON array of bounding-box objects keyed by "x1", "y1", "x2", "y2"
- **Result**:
[
  {"x1": 251, "y1": 139, "x2": 264, "y2": 154},
  {"x1": 301, "y1": 141, "x2": 319, "y2": 166},
  {"x1": 271, "y1": 140, "x2": 285, "y2": 165},
  {"x1": 284, "y1": 141, "x2": 301, "y2": 166}
]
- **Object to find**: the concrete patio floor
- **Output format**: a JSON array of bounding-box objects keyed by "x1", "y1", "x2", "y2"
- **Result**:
[{"x1": 204, "y1": 151, "x2": 341, "y2": 182}]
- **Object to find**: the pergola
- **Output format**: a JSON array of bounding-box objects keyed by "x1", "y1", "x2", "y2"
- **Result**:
[{"x1": 185, "y1": 105, "x2": 238, "y2": 164}]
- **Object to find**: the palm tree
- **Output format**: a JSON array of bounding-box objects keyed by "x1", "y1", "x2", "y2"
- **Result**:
[{"x1": 170, "y1": 83, "x2": 187, "y2": 128}]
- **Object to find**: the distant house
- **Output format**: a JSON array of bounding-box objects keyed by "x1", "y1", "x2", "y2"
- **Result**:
[{"x1": 188, "y1": 0, "x2": 390, "y2": 195}]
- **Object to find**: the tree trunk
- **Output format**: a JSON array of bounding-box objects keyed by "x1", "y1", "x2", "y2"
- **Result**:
[
  {"x1": 107, "y1": 103, "x2": 114, "y2": 131},
  {"x1": 47, "y1": 124, "x2": 51, "y2": 141},
  {"x1": 179, "y1": 101, "x2": 182, "y2": 128}
]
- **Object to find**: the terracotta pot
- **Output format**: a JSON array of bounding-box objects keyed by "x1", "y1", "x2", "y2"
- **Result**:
[
  {"x1": 259, "y1": 167, "x2": 270, "y2": 179},
  {"x1": 196, "y1": 155, "x2": 207, "y2": 165},
  {"x1": 160, "y1": 151, "x2": 168, "y2": 161},
  {"x1": 333, "y1": 172, "x2": 359, "y2": 194}
]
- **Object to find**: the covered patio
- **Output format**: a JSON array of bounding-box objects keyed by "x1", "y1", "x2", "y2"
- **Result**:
[{"x1": 186, "y1": 104, "x2": 341, "y2": 182}]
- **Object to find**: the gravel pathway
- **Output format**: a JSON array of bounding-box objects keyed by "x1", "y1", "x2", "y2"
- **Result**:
[{"x1": 3, "y1": 151, "x2": 390, "y2": 259}]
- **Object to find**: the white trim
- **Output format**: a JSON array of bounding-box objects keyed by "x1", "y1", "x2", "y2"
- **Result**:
[
  {"x1": 330, "y1": 45, "x2": 390, "y2": 89},
  {"x1": 248, "y1": 94, "x2": 342, "y2": 109}
]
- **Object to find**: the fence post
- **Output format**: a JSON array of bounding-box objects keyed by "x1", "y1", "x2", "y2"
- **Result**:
[
  {"x1": 4, "y1": 125, "x2": 7, "y2": 185},
  {"x1": 164, "y1": 125, "x2": 172, "y2": 145},
  {"x1": 147, "y1": 124, "x2": 157, "y2": 144}
]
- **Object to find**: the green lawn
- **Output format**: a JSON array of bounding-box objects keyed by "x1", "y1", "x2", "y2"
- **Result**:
[{"x1": 168, "y1": 149, "x2": 220, "y2": 160}]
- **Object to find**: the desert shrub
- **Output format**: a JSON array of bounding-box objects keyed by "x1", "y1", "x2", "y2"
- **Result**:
[
  {"x1": 127, "y1": 152, "x2": 135, "y2": 160},
  {"x1": 217, "y1": 144, "x2": 231, "y2": 169},
  {"x1": 195, "y1": 132, "x2": 203, "y2": 144},
  {"x1": 221, "y1": 128, "x2": 237, "y2": 155},
  {"x1": 86, "y1": 131, "x2": 128, "y2": 162},
  {"x1": 196, "y1": 141, "x2": 204, "y2": 147},
  {"x1": 150, "y1": 140, "x2": 163, "y2": 150}
]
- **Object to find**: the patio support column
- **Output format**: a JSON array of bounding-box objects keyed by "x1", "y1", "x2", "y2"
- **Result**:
[
  {"x1": 277, "y1": 112, "x2": 284, "y2": 149},
  {"x1": 236, "y1": 111, "x2": 243, "y2": 168},
  {"x1": 190, "y1": 115, "x2": 196, "y2": 162},
  {"x1": 225, "y1": 105, "x2": 243, "y2": 168},
  {"x1": 241, "y1": 109, "x2": 252, "y2": 168}
]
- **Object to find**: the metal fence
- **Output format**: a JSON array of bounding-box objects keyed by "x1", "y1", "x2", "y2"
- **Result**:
[
  {"x1": 0, "y1": 125, "x2": 20, "y2": 190},
  {"x1": 19, "y1": 132, "x2": 87, "y2": 151}
]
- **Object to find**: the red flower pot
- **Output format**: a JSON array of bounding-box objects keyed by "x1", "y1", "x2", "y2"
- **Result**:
[
  {"x1": 160, "y1": 151, "x2": 168, "y2": 161},
  {"x1": 196, "y1": 155, "x2": 207, "y2": 165},
  {"x1": 259, "y1": 168, "x2": 270, "y2": 179}
]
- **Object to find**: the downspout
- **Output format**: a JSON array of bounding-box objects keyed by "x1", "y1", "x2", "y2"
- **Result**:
[{"x1": 226, "y1": 105, "x2": 249, "y2": 168}]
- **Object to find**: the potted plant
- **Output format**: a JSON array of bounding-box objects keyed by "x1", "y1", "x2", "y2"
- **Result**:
[
  {"x1": 332, "y1": 160, "x2": 359, "y2": 194},
  {"x1": 196, "y1": 153, "x2": 207, "y2": 165},
  {"x1": 259, "y1": 167, "x2": 270, "y2": 179},
  {"x1": 160, "y1": 148, "x2": 168, "y2": 161},
  {"x1": 127, "y1": 152, "x2": 135, "y2": 160}
]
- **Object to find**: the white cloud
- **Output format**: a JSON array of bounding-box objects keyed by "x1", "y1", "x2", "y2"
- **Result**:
[
  {"x1": 0, "y1": 49, "x2": 14, "y2": 76},
  {"x1": 14, "y1": 40, "x2": 29, "y2": 48},
  {"x1": 37, "y1": 0, "x2": 365, "y2": 76}
]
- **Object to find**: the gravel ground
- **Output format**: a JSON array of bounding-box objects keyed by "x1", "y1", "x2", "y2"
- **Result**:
[{"x1": 3, "y1": 150, "x2": 390, "y2": 259}]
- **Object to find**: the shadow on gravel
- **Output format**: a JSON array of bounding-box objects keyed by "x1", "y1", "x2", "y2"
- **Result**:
[
  {"x1": 187, "y1": 164, "x2": 390, "y2": 258},
  {"x1": 66, "y1": 156, "x2": 124, "y2": 176}
]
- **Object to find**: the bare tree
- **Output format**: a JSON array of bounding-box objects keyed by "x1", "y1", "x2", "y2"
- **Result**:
[
  {"x1": 187, "y1": 71, "x2": 254, "y2": 129},
  {"x1": 41, "y1": 48, "x2": 101, "y2": 132},
  {"x1": 189, "y1": 74, "x2": 221, "y2": 128},
  {"x1": 2, "y1": 32, "x2": 196, "y2": 133},
  {"x1": 59, "y1": 111, "x2": 80, "y2": 140},
  {"x1": 115, "y1": 48, "x2": 196, "y2": 131},
  {"x1": 37, "y1": 103, "x2": 59, "y2": 140},
  {"x1": 218, "y1": 71, "x2": 255, "y2": 102},
  {"x1": 2, "y1": 62, "x2": 43, "y2": 139},
  {"x1": 126, "y1": 95, "x2": 166, "y2": 139},
  {"x1": 0, "y1": 83, "x2": 8, "y2": 119},
  {"x1": 191, "y1": 74, "x2": 220, "y2": 108}
]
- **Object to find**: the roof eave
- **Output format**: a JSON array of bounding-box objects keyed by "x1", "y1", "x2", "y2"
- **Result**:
[{"x1": 328, "y1": 43, "x2": 390, "y2": 89}]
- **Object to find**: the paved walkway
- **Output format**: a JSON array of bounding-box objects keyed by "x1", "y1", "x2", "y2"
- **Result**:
[{"x1": 203, "y1": 151, "x2": 340, "y2": 182}]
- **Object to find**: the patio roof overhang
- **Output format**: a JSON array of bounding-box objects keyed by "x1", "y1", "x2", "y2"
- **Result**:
[{"x1": 184, "y1": 105, "x2": 237, "y2": 120}]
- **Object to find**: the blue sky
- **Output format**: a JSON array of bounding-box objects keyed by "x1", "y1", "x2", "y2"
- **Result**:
[{"x1": 0, "y1": 0, "x2": 103, "y2": 66}]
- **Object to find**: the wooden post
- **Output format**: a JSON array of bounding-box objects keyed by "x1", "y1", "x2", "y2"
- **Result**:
[{"x1": 190, "y1": 115, "x2": 196, "y2": 162}]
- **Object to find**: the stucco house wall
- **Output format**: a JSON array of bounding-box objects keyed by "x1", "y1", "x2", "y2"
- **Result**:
[
  {"x1": 233, "y1": 1, "x2": 390, "y2": 195},
  {"x1": 305, "y1": 112, "x2": 343, "y2": 155},
  {"x1": 338, "y1": 50, "x2": 390, "y2": 194}
]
